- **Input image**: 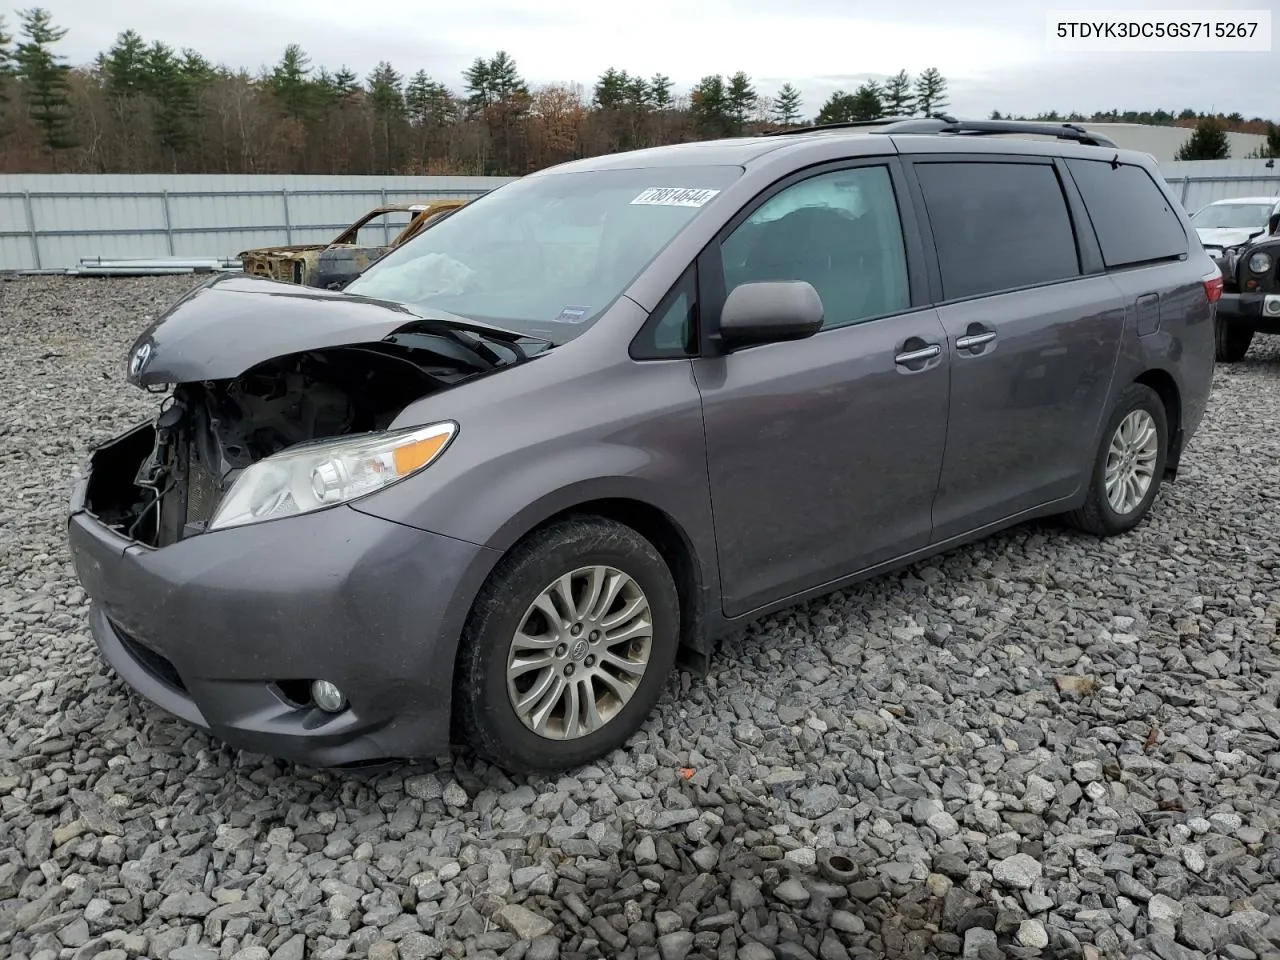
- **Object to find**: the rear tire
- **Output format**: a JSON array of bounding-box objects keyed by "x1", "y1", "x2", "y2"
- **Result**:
[
  {"x1": 1068, "y1": 383, "x2": 1168, "y2": 537},
  {"x1": 1214, "y1": 318, "x2": 1253, "y2": 362},
  {"x1": 455, "y1": 517, "x2": 679, "y2": 775}
]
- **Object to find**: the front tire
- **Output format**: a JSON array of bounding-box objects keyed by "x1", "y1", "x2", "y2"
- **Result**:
[
  {"x1": 455, "y1": 517, "x2": 679, "y2": 775},
  {"x1": 1068, "y1": 383, "x2": 1168, "y2": 537},
  {"x1": 1214, "y1": 318, "x2": 1253, "y2": 363}
]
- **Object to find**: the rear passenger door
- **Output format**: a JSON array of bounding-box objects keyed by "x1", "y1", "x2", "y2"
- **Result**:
[{"x1": 905, "y1": 155, "x2": 1127, "y2": 542}]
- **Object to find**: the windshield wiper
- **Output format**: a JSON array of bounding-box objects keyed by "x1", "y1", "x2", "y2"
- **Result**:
[
  {"x1": 383, "y1": 324, "x2": 548, "y2": 372},
  {"x1": 448, "y1": 327, "x2": 538, "y2": 366}
]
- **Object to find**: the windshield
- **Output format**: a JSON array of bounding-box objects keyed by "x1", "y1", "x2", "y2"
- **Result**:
[
  {"x1": 344, "y1": 165, "x2": 741, "y2": 343},
  {"x1": 1192, "y1": 202, "x2": 1275, "y2": 230}
]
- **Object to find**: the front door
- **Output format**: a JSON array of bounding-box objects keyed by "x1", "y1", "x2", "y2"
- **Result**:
[{"x1": 692, "y1": 161, "x2": 952, "y2": 617}]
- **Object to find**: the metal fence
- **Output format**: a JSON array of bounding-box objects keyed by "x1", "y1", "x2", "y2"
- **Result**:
[
  {"x1": 1159, "y1": 159, "x2": 1280, "y2": 213},
  {"x1": 3, "y1": 160, "x2": 1279, "y2": 272},
  {"x1": 0, "y1": 173, "x2": 515, "y2": 272}
]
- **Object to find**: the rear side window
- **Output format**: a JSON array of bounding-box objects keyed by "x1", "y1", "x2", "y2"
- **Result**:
[
  {"x1": 1065, "y1": 159, "x2": 1187, "y2": 268},
  {"x1": 915, "y1": 161, "x2": 1081, "y2": 301}
]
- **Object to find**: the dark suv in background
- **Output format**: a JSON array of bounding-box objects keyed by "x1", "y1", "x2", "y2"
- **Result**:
[
  {"x1": 69, "y1": 118, "x2": 1217, "y2": 775},
  {"x1": 1210, "y1": 208, "x2": 1280, "y2": 361}
]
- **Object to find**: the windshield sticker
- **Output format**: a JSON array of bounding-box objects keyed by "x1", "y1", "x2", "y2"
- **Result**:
[
  {"x1": 630, "y1": 187, "x2": 721, "y2": 208},
  {"x1": 552, "y1": 305, "x2": 592, "y2": 324}
]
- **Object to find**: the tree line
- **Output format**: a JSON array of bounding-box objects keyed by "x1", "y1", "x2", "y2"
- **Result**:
[{"x1": 0, "y1": 7, "x2": 1276, "y2": 177}]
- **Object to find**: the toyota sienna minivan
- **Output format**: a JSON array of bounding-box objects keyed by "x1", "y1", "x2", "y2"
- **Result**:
[{"x1": 68, "y1": 118, "x2": 1218, "y2": 775}]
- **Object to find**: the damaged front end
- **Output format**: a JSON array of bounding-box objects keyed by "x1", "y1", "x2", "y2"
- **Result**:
[{"x1": 80, "y1": 275, "x2": 547, "y2": 548}]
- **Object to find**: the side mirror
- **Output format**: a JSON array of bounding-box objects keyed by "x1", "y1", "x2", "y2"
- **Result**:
[
  {"x1": 1269, "y1": 212, "x2": 1280, "y2": 236},
  {"x1": 719, "y1": 281, "x2": 824, "y2": 349}
]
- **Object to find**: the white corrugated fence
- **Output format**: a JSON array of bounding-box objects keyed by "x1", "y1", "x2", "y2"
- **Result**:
[
  {"x1": 2, "y1": 159, "x2": 1279, "y2": 272},
  {"x1": 0, "y1": 173, "x2": 514, "y2": 272}
]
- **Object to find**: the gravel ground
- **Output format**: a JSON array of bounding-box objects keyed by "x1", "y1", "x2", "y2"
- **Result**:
[{"x1": 1, "y1": 274, "x2": 1278, "y2": 960}]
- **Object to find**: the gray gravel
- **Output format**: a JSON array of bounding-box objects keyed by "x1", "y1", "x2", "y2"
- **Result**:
[{"x1": 2, "y1": 274, "x2": 1279, "y2": 960}]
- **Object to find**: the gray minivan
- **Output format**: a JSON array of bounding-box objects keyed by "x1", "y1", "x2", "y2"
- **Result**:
[{"x1": 68, "y1": 119, "x2": 1218, "y2": 775}]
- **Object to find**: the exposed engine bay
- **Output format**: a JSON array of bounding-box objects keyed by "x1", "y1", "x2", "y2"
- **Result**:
[{"x1": 86, "y1": 331, "x2": 524, "y2": 547}]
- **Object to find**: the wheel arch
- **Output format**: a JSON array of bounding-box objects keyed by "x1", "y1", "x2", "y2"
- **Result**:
[
  {"x1": 1132, "y1": 367, "x2": 1183, "y2": 478},
  {"x1": 449, "y1": 488, "x2": 715, "y2": 712}
]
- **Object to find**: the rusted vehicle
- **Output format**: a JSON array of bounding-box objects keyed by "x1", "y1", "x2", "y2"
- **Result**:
[{"x1": 238, "y1": 199, "x2": 469, "y2": 289}]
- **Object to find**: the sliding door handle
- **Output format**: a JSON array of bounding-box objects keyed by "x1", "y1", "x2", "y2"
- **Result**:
[
  {"x1": 895, "y1": 344, "x2": 941, "y2": 365},
  {"x1": 956, "y1": 331, "x2": 997, "y2": 351}
]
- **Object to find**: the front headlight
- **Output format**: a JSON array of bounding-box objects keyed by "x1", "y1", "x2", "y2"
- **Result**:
[
  {"x1": 208, "y1": 421, "x2": 457, "y2": 531},
  {"x1": 1248, "y1": 252, "x2": 1273, "y2": 274}
]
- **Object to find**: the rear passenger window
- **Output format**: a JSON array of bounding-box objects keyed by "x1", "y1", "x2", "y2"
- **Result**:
[
  {"x1": 1065, "y1": 159, "x2": 1187, "y2": 268},
  {"x1": 914, "y1": 162, "x2": 1080, "y2": 301}
]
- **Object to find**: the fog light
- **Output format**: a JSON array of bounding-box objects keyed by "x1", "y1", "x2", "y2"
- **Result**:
[{"x1": 311, "y1": 679, "x2": 346, "y2": 713}]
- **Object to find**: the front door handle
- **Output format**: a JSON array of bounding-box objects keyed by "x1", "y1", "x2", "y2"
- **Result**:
[
  {"x1": 956, "y1": 331, "x2": 996, "y2": 350},
  {"x1": 895, "y1": 344, "x2": 941, "y2": 365}
]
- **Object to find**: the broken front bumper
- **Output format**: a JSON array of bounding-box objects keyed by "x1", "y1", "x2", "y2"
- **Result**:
[{"x1": 67, "y1": 426, "x2": 499, "y2": 767}]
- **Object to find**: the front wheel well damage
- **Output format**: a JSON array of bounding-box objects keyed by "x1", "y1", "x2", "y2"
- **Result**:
[{"x1": 1133, "y1": 368, "x2": 1182, "y2": 478}]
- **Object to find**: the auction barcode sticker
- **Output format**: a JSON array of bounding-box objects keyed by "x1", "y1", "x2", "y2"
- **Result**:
[{"x1": 631, "y1": 187, "x2": 721, "y2": 207}]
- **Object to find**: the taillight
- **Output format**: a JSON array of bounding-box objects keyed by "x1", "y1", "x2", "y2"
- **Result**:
[{"x1": 1202, "y1": 270, "x2": 1223, "y2": 303}]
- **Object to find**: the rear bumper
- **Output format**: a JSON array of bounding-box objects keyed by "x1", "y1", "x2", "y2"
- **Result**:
[
  {"x1": 1217, "y1": 292, "x2": 1280, "y2": 333},
  {"x1": 68, "y1": 428, "x2": 499, "y2": 767}
]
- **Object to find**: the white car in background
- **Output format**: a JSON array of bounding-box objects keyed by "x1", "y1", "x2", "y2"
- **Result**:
[{"x1": 1191, "y1": 196, "x2": 1280, "y2": 259}]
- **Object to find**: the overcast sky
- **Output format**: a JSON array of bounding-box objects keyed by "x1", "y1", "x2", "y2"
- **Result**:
[{"x1": 25, "y1": 0, "x2": 1280, "y2": 119}]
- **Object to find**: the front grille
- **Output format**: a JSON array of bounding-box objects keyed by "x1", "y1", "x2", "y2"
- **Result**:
[
  {"x1": 113, "y1": 621, "x2": 188, "y2": 693},
  {"x1": 186, "y1": 447, "x2": 221, "y2": 526}
]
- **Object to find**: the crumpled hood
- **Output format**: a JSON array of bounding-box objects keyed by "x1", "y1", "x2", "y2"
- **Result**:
[
  {"x1": 1197, "y1": 226, "x2": 1266, "y2": 250},
  {"x1": 124, "y1": 274, "x2": 517, "y2": 387}
]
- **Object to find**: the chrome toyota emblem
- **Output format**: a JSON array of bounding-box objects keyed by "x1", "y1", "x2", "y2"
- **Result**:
[{"x1": 128, "y1": 342, "x2": 153, "y2": 379}]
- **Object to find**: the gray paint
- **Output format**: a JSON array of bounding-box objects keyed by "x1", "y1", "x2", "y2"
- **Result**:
[
  {"x1": 125, "y1": 273, "x2": 538, "y2": 387},
  {"x1": 68, "y1": 128, "x2": 1218, "y2": 765}
]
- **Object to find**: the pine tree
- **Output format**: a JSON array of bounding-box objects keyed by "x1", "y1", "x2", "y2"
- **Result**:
[
  {"x1": 98, "y1": 29, "x2": 147, "y2": 98},
  {"x1": 690, "y1": 74, "x2": 731, "y2": 137},
  {"x1": 465, "y1": 51, "x2": 528, "y2": 112},
  {"x1": 815, "y1": 90, "x2": 857, "y2": 125},
  {"x1": 1176, "y1": 117, "x2": 1230, "y2": 160},
  {"x1": 625, "y1": 75, "x2": 650, "y2": 109},
  {"x1": 649, "y1": 74, "x2": 673, "y2": 109},
  {"x1": 367, "y1": 61, "x2": 404, "y2": 117},
  {"x1": 771, "y1": 82, "x2": 802, "y2": 125},
  {"x1": 0, "y1": 16, "x2": 12, "y2": 119},
  {"x1": 405, "y1": 71, "x2": 454, "y2": 126},
  {"x1": 913, "y1": 67, "x2": 948, "y2": 116},
  {"x1": 850, "y1": 81, "x2": 882, "y2": 121},
  {"x1": 487, "y1": 51, "x2": 528, "y2": 103},
  {"x1": 142, "y1": 41, "x2": 195, "y2": 158},
  {"x1": 0, "y1": 16, "x2": 11, "y2": 75},
  {"x1": 14, "y1": 7, "x2": 75, "y2": 154},
  {"x1": 593, "y1": 67, "x2": 630, "y2": 110},
  {"x1": 268, "y1": 44, "x2": 319, "y2": 121},
  {"x1": 882, "y1": 70, "x2": 913, "y2": 117},
  {"x1": 726, "y1": 71, "x2": 757, "y2": 131},
  {"x1": 332, "y1": 66, "x2": 360, "y2": 99}
]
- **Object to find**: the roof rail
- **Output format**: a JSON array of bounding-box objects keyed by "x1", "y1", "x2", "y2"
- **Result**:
[
  {"x1": 762, "y1": 115, "x2": 922, "y2": 136},
  {"x1": 766, "y1": 115, "x2": 1118, "y2": 148},
  {"x1": 884, "y1": 117, "x2": 1118, "y2": 147}
]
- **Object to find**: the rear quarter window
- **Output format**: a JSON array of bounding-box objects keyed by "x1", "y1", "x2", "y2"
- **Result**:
[{"x1": 1065, "y1": 159, "x2": 1188, "y2": 268}]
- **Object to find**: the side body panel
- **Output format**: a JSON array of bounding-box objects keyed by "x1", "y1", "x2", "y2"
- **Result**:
[
  {"x1": 927, "y1": 278, "x2": 1126, "y2": 539},
  {"x1": 692, "y1": 308, "x2": 951, "y2": 616}
]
